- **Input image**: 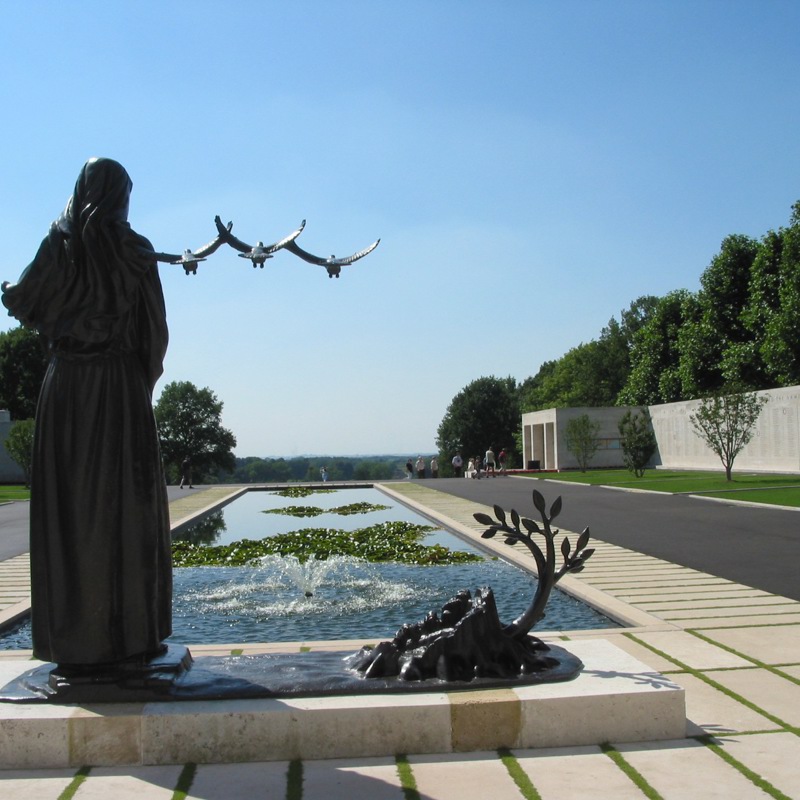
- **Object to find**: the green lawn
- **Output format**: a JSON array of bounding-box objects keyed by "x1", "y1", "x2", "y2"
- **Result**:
[
  {"x1": 517, "y1": 469, "x2": 800, "y2": 507},
  {"x1": 0, "y1": 485, "x2": 29, "y2": 502}
]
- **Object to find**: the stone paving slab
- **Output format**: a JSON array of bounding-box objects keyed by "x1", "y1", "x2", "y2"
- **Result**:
[
  {"x1": 514, "y1": 745, "x2": 649, "y2": 799},
  {"x1": 723, "y1": 732, "x2": 800, "y2": 799},
  {"x1": 657, "y1": 602, "x2": 800, "y2": 620},
  {"x1": 671, "y1": 671, "x2": 780, "y2": 734},
  {"x1": 627, "y1": 630, "x2": 753, "y2": 670},
  {"x1": 782, "y1": 664, "x2": 800, "y2": 679},
  {"x1": 704, "y1": 667, "x2": 800, "y2": 727},
  {"x1": 638, "y1": 596, "x2": 793, "y2": 611},
  {"x1": 72, "y1": 765, "x2": 183, "y2": 799},
  {"x1": 616, "y1": 738, "x2": 775, "y2": 799},
  {"x1": 0, "y1": 768, "x2": 74, "y2": 799},
  {"x1": 187, "y1": 761, "x2": 293, "y2": 800},
  {"x1": 677, "y1": 613, "x2": 800, "y2": 628},
  {"x1": 576, "y1": 632, "x2": 677, "y2": 673},
  {"x1": 615, "y1": 587, "x2": 773, "y2": 600},
  {"x1": 615, "y1": 591, "x2": 761, "y2": 605},
  {"x1": 301, "y1": 756, "x2": 404, "y2": 800},
  {"x1": 0, "y1": 555, "x2": 30, "y2": 617},
  {"x1": 408, "y1": 751, "x2": 523, "y2": 800},
  {"x1": 698, "y1": 625, "x2": 800, "y2": 664}
]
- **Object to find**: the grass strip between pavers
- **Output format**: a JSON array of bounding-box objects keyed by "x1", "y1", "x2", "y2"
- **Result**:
[
  {"x1": 57, "y1": 765, "x2": 91, "y2": 800},
  {"x1": 688, "y1": 629, "x2": 800, "y2": 688},
  {"x1": 172, "y1": 762, "x2": 197, "y2": 800},
  {"x1": 600, "y1": 744, "x2": 663, "y2": 799},
  {"x1": 696, "y1": 735, "x2": 795, "y2": 800},
  {"x1": 395, "y1": 754, "x2": 420, "y2": 800},
  {"x1": 498, "y1": 747, "x2": 541, "y2": 799},
  {"x1": 286, "y1": 759, "x2": 303, "y2": 800},
  {"x1": 625, "y1": 633, "x2": 799, "y2": 735}
]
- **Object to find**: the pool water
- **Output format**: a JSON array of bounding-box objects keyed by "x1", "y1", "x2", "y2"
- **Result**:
[{"x1": 0, "y1": 488, "x2": 617, "y2": 649}]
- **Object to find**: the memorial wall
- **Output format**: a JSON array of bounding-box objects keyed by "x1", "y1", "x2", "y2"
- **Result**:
[
  {"x1": 648, "y1": 385, "x2": 800, "y2": 473},
  {"x1": 521, "y1": 385, "x2": 800, "y2": 474}
]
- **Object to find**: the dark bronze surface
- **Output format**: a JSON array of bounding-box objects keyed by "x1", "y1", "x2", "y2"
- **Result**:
[
  {"x1": 0, "y1": 643, "x2": 582, "y2": 703},
  {"x1": 2, "y1": 158, "x2": 172, "y2": 669}
]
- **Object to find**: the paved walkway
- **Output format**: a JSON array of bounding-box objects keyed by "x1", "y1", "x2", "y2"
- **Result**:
[
  {"x1": 423, "y1": 475, "x2": 800, "y2": 601},
  {"x1": 1, "y1": 482, "x2": 799, "y2": 798}
]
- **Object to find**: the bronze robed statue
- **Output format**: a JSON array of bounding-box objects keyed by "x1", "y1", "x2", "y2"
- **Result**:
[{"x1": 2, "y1": 158, "x2": 173, "y2": 667}]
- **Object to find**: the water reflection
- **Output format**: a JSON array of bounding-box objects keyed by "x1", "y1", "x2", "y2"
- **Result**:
[{"x1": 173, "y1": 510, "x2": 227, "y2": 545}]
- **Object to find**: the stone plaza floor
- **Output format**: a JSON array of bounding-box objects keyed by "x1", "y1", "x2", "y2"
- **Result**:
[{"x1": 0, "y1": 481, "x2": 799, "y2": 799}]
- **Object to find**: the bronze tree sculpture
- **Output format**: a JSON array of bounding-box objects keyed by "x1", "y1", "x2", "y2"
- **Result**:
[{"x1": 351, "y1": 489, "x2": 594, "y2": 682}]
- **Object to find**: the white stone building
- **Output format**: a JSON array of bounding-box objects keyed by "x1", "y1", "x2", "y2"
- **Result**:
[{"x1": 521, "y1": 385, "x2": 800, "y2": 474}]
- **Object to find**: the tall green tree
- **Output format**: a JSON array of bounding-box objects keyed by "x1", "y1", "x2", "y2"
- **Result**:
[
  {"x1": 154, "y1": 381, "x2": 237, "y2": 483},
  {"x1": 678, "y1": 234, "x2": 758, "y2": 398},
  {"x1": 564, "y1": 414, "x2": 600, "y2": 472},
  {"x1": 689, "y1": 385, "x2": 768, "y2": 481},
  {"x1": 618, "y1": 409, "x2": 657, "y2": 477},
  {"x1": 620, "y1": 290, "x2": 697, "y2": 406},
  {"x1": 0, "y1": 326, "x2": 48, "y2": 420},
  {"x1": 436, "y1": 376, "x2": 519, "y2": 466},
  {"x1": 519, "y1": 361, "x2": 558, "y2": 412},
  {"x1": 755, "y1": 201, "x2": 800, "y2": 386}
]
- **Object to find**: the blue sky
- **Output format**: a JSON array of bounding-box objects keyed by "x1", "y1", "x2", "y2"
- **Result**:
[{"x1": 1, "y1": 1, "x2": 798, "y2": 457}]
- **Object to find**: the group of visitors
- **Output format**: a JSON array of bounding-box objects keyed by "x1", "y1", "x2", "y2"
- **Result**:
[
  {"x1": 404, "y1": 456, "x2": 439, "y2": 479},
  {"x1": 405, "y1": 449, "x2": 508, "y2": 479},
  {"x1": 462, "y1": 447, "x2": 508, "y2": 479}
]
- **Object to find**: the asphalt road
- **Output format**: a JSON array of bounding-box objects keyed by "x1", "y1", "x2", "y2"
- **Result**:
[
  {"x1": 0, "y1": 501, "x2": 30, "y2": 562},
  {"x1": 426, "y1": 476, "x2": 800, "y2": 601}
]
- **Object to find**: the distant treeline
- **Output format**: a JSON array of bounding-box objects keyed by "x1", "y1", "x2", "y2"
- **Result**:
[{"x1": 215, "y1": 455, "x2": 422, "y2": 483}]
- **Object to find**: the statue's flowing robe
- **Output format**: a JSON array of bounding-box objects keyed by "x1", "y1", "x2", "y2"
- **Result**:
[{"x1": 2, "y1": 158, "x2": 171, "y2": 665}]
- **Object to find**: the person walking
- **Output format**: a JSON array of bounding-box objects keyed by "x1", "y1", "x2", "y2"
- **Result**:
[
  {"x1": 451, "y1": 452, "x2": 463, "y2": 478},
  {"x1": 430, "y1": 456, "x2": 439, "y2": 478},
  {"x1": 485, "y1": 447, "x2": 496, "y2": 477},
  {"x1": 415, "y1": 456, "x2": 426, "y2": 479},
  {"x1": 180, "y1": 457, "x2": 193, "y2": 489}
]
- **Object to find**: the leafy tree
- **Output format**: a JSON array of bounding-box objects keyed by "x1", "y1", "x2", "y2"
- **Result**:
[
  {"x1": 678, "y1": 234, "x2": 758, "y2": 398},
  {"x1": 519, "y1": 361, "x2": 558, "y2": 412},
  {"x1": 564, "y1": 414, "x2": 600, "y2": 472},
  {"x1": 618, "y1": 409, "x2": 657, "y2": 477},
  {"x1": 436, "y1": 376, "x2": 519, "y2": 466},
  {"x1": 755, "y1": 201, "x2": 800, "y2": 386},
  {"x1": 4, "y1": 418, "x2": 35, "y2": 485},
  {"x1": 619, "y1": 290, "x2": 696, "y2": 406},
  {"x1": 154, "y1": 381, "x2": 237, "y2": 483},
  {"x1": 0, "y1": 326, "x2": 48, "y2": 420},
  {"x1": 737, "y1": 228, "x2": 784, "y2": 389},
  {"x1": 689, "y1": 386, "x2": 768, "y2": 481},
  {"x1": 618, "y1": 295, "x2": 661, "y2": 349}
]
